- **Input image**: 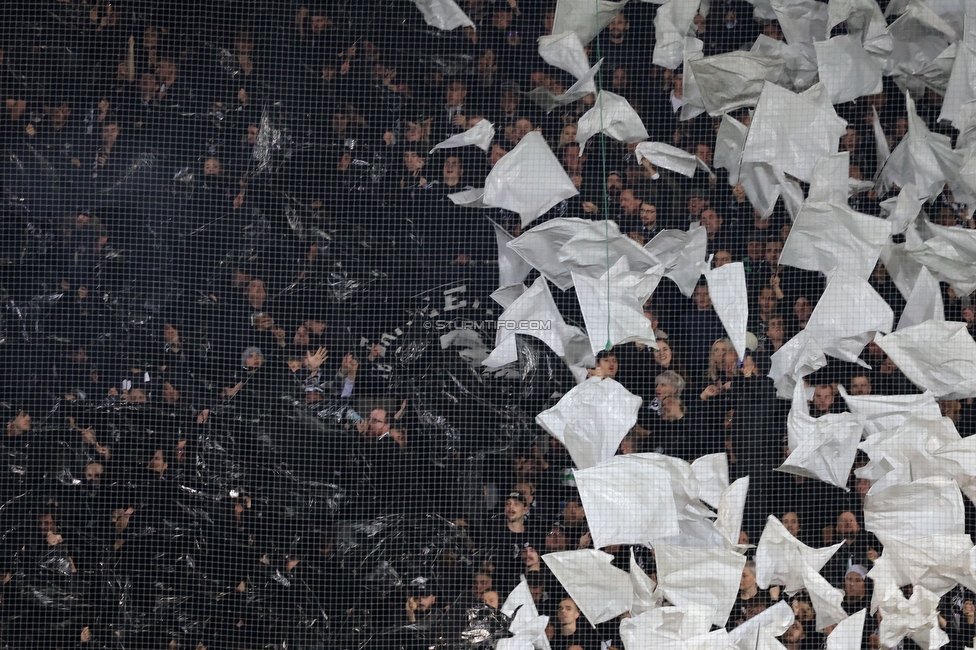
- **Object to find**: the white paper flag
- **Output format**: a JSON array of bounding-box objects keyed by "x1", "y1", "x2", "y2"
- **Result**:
[
  {"x1": 780, "y1": 201, "x2": 891, "y2": 280},
  {"x1": 542, "y1": 550, "x2": 633, "y2": 625},
  {"x1": 653, "y1": 0, "x2": 701, "y2": 68},
  {"x1": 536, "y1": 377, "x2": 642, "y2": 471},
  {"x1": 483, "y1": 275, "x2": 588, "y2": 368},
  {"x1": 814, "y1": 34, "x2": 883, "y2": 104},
  {"x1": 412, "y1": 0, "x2": 474, "y2": 30},
  {"x1": 577, "y1": 91, "x2": 649, "y2": 153},
  {"x1": 483, "y1": 131, "x2": 579, "y2": 228},
  {"x1": 573, "y1": 259, "x2": 664, "y2": 356},
  {"x1": 864, "y1": 477, "x2": 966, "y2": 540},
  {"x1": 704, "y1": 262, "x2": 749, "y2": 360},
  {"x1": 491, "y1": 222, "x2": 533, "y2": 288},
  {"x1": 574, "y1": 454, "x2": 680, "y2": 548},
  {"x1": 430, "y1": 119, "x2": 495, "y2": 153},
  {"x1": 553, "y1": 0, "x2": 629, "y2": 45},
  {"x1": 654, "y1": 545, "x2": 747, "y2": 629},
  {"x1": 688, "y1": 52, "x2": 785, "y2": 116},
  {"x1": 875, "y1": 321, "x2": 976, "y2": 399},
  {"x1": 803, "y1": 271, "x2": 894, "y2": 364},
  {"x1": 742, "y1": 82, "x2": 848, "y2": 183}
]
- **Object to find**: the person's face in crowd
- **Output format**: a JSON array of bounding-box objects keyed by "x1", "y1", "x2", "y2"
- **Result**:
[
  {"x1": 687, "y1": 195, "x2": 706, "y2": 217},
  {"x1": 595, "y1": 354, "x2": 618, "y2": 377},
  {"x1": 608, "y1": 13, "x2": 629, "y2": 42},
  {"x1": 294, "y1": 326, "x2": 310, "y2": 346},
  {"x1": 157, "y1": 59, "x2": 178, "y2": 83},
  {"x1": 139, "y1": 72, "x2": 158, "y2": 97},
  {"x1": 505, "y1": 496, "x2": 528, "y2": 522},
  {"x1": 162, "y1": 381, "x2": 180, "y2": 403},
  {"x1": 892, "y1": 117, "x2": 908, "y2": 142},
  {"x1": 768, "y1": 317, "x2": 785, "y2": 342},
  {"x1": 403, "y1": 150, "x2": 426, "y2": 173},
  {"x1": 546, "y1": 525, "x2": 568, "y2": 551},
  {"x1": 247, "y1": 279, "x2": 267, "y2": 309},
  {"x1": 782, "y1": 620, "x2": 806, "y2": 644},
  {"x1": 763, "y1": 21, "x2": 784, "y2": 41},
  {"x1": 558, "y1": 599, "x2": 581, "y2": 627},
  {"x1": 841, "y1": 127, "x2": 859, "y2": 153},
  {"x1": 559, "y1": 124, "x2": 578, "y2": 148},
  {"x1": 562, "y1": 499, "x2": 585, "y2": 525},
  {"x1": 561, "y1": 145, "x2": 584, "y2": 173},
  {"x1": 620, "y1": 189, "x2": 641, "y2": 215},
  {"x1": 514, "y1": 455, "x2": 542, "y2": 476},
  {"x1": 543, "y1": 9, "x2": 555, "y2": 35},
  {"x1": 247, "y1": 125, "x2": 259, "y2": 144},
  {"x1": 528, "y1": 582, "x2": 545, "y2": 602},
  {"x1": 612, "y1": 66, "x2": 627, "y2": 90},
  {"x1": 747, "y1": 239, "x2": 764, "y2": 261},
  {"x1": 643, "y1": 305, "x2": 657, "y2": 328},
  {"x1": 253, "y1": 313, "x2": 274, "y2": 331},
  {"x1": 366, "y1": 409, "x2": 390, "y2": 437},
  {"x1": 244, "y1": 350, "x2": 264, "y2": 369},
  {"x1": 850, "y1": 375, "x2": 871, "y2": 396},
  {"x1": 653, "y1": 341, "x2": 672, "y2": 367},
  {"x1": 713, "y1": 250, "x2": 732, "y2": 267},
  {"x1": 782, "y1": 512, "x2": 800, "y2": 538},
  {"x1": 445, "y1": 81, "x2": 466, "y2": 107},
  {"x1": 489, "y1": 144, "x2": 508, "y2": 167},
  {"x1": 722, "y1": 350, "x2": 739, "y2": 377},
  {"x1": 855, "y1": 477, "x2": 872, "y2": 498},
  {"x1": 514, "y1": 481, "x2": 535, "y2": 506},
  {"x1": 758, "y1": 287, "x2": 777, "y2": 314},
  {"x1": 739, "y1": 566, "x2": 756, "y2": 591},
  {"x1": 700, "y1": 209, "x2": 722, "y2": 235},
  {"x1": 640, "y1": 203, "x2": 657, "y2": 227},
  {"x1": 102, "y1": 122, "x2": 120, "y2": 148},
  {"x1": 812, "y1": 385, "x2": 833, "y2": 412},
  {"x1": 442, "y1": 156, "x2": 463, "y2": 185},
  {"x1": 310, "y1": 14, "x2": 331, "y2": 34},
  {"x1": 695, "y1": 144, "x2": 713, "y2": 167},
  {"x1": 606, "y1": 174, "x2": 623, "y2": 197},
  {"x1": 513, "y1": 118, "x2": 533, "y2": 143},
  {"x1": 405, "y1": 121, "x2": 425, "y2": 142},
  {"x1": 39, "y1": 514, "x2": 57, "y2": 535},
  {"x1": 765, "y1": 241, "x2": 783, "y2": 266},
  {"x1": 9, "y1": 411, "x2": 32, "y2": 434},
  {"x1": 694, "y1": 285, "x2": 712, "y2": 311},
  {"x1": 880, "y1": 355, "x2": 899, "y2": 375},
  {"x1": 144, "y1": 26, "x2": 159, "y2": 51},
  {"x1": 792, "y1": 599, "x2": 814, "y2": 622},
  {"x1": 522, "y1": 545, "x2": 541, "y2": 568},
  {"x1": 482, "y1": 590, "x2": 499, "y2": 608},
  {"x1": 844, "y1": 571, "x2": 866, "y2": 599},
  {"x1": 85, "y1": 462, "x2": 104, "y2": 484},
  {"x1": 472, "y1": 573, "x2": 492, "y2": 597},
  {"x1": 529, "y1": 71, "x2": 552, "y2": 90},
  {"x1": 793, "y1": 297, "x2": 812, "y2": 324},
  {"x1": 500, "y1": 89, "x2": 520, "y2": 113},
  {"x1": 655, "y1": 380, "x2": 677, "y2": 401},
  {"x1": 672, "y1": 73, "x2": 683, "y2": 98},
  {"x1": 836, "y1": 511, "x2": 860, "y2": 539},
  {"x1": 204, "y1": 157, "x2": 222, "y2": 176},
  {"x1": 44, "y1": 103, "x2": 71, "y2": 130},
  {"x1": 389, "y1": 428, "x2": 407, "y2": 448},
  {"x1": 710, "y1": 340, "x2": 729, "y2": 365},
  {"x1": 235, "y1": 32, "x2": 254, "y2": 54}
]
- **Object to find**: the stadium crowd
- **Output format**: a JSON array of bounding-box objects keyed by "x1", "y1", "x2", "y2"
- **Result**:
[{"x1": 1, "y1": 0, "x2": 976, "y2": 648}]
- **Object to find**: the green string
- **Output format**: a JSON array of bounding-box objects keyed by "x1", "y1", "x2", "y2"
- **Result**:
[{"x1": 593, "y1": 3, "x2": 612, "y2": 353}]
